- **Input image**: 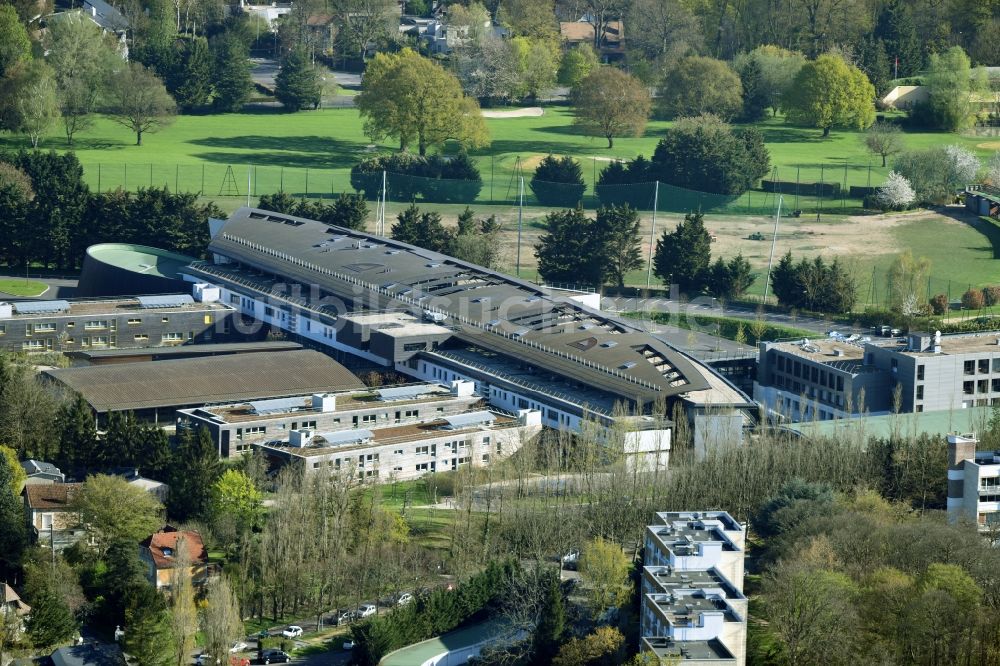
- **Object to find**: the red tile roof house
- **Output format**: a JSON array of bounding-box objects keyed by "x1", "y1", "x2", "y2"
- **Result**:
[{"x1": 139, "y1": 527, "x2": 212, "y2": 591}]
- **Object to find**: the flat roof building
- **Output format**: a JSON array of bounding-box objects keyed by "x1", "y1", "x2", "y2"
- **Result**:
[
  {"x1": 177, "y1": 380, "x2": 486, "y2": 458},
  {"x1": 947, "y1": 432, "x2": 1000, "y2": 531},
  {"x1": 641, "y1": 511, "x2": 746, "y2": 665},
  {"x1": 0, "y1": 293, "x2": 236, "y2": 354},
  {"x1": 756, "y1": 330, "x2": 1000, "y2": 423},
  {"x1": 253, "y1": 407, "x2": 542, "y2": 483},
  {"x1": 43, "y1": 349, "x2": 365, "y2": 423},
  {"x1": 183, "y1": 207, "x2": 754, "y2": 465}
]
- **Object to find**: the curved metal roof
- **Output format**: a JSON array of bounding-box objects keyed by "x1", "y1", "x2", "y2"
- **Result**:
[{"x1": 204, "y1": 207, "x2": 715, "y2": 402}]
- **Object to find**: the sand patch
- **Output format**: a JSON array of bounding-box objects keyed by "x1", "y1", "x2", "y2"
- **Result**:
[
  {"x1": 977, "y1": 141, "x2": 1000, "y2": 150},
  {"x1": 481, "y1": 107, "x2": 544, "y2": 118}
]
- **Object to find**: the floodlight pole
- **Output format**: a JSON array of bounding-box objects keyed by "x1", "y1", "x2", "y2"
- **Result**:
[
  {"x1": 645, "y1": 181, "x2": 660, "y2": 290},
  {"x1": 377, "y1": 170, "x2": 387, "y2": 235},
  {"x1": 246, "y1": 166, "x2": 252, "y2": 207},
  {"x1": 516, "y1": 176, "x2": 524, "y2": 277},
  {"x1": 762, "y1": 195, "x2": 783, "y2": 304}
]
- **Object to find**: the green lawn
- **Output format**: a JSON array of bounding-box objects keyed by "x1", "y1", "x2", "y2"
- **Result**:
[
  {"x1": 0, "y1": 278, "x2": 48, "y2": 297},
  {"x1": 0, "y1": 107, "x2": 988, "y2": 206}
]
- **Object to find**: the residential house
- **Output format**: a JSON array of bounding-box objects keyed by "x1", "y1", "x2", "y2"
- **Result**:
[
  {"x1": 139, "y1": 527, "x2": 211, "y2": 591},
  {"x1": 1, "y1": 583, "x2": 31, "y2": 636},
  {"x1": 23, "y1": 483, "x2": 84, "y2": 550},
  {"x1": 20, "y1": 459, "x2": 65, "y2": 485},
  {"x1": 109, "y1": 468, "x2": 169, "y2": 503},
  {"x1": 559, "y1": 18, "x2": 624, "y2": 61}
]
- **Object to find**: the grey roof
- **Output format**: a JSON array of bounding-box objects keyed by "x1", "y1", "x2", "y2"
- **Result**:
[
  {"x1": 443, "y1": 411, "x2": 495, "y2": 429},
  {"x1": 21, "y1": 459, "x2": 61, "y2": 476},
  {"x1": 193, "y1": 207, "x2": 720, "y2": 404},
  {"x1": 377, "y1": 385, "x2": 443, "y2": 401},
  {"x1": 12, "y1": 300, "x2": 70, "y2": 314},
  {"x1": 67, "y1": 341, "x2": 303, "y2": 360},
  {"x1": 136, "y1": 294, "x2": 194, "y2": 308},
  {"x1": 43, "y1": 350, "x2": 365, "y2": 412}
]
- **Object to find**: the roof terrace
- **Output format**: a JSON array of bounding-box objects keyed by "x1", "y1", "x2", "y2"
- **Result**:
[
  {"x1": 643, "y1": 566, "x2": 745, "y2": 600},
  {"x1": 642, "y1": 637, "x2": 735, "y2": 662}
]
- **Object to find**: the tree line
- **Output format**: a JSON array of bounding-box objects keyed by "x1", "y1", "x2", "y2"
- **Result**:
[{"x1": 0, "y1": 151, "x2": 217, "y2": 270}]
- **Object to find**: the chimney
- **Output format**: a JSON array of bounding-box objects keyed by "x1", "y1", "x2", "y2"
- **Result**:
[
  {"x1": 947, "y1": 432, "x2": 977, "y2": 524},
  {"x1": 948, "y1": 433, "x2": 977, "y2": 470}
]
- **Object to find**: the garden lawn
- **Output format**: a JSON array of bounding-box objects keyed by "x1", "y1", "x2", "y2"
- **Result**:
[{"x1": 0, "y1": 278, "x2": 48, "y2": 297}]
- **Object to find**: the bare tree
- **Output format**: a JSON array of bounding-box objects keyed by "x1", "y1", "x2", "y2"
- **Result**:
[
  {"x1": 201, "y1": 575, "x2": 243, "y2": 664},
  {"x1": 865, "y1": 120, "x2": 904, "y2": 167},
  {"x1": 169, "y1": 536, "x2": 198, "y2": 666}
]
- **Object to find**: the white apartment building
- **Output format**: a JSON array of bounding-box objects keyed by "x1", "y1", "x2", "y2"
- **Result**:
[
  {"x1": 947, "y1": 433, "x2": 1000, "y2": 530},
  {"x1": 640, "y1": 511, "x2": 747, "y2": 665}
]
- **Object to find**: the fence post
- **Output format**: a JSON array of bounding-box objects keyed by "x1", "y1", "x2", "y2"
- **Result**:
[
  {"x1": 201, "y1": 164, "x2": 205, "y2": 194},
  {"x1": 98, "y1": 164, "x2": 101, "y2": 193},
  {"x1": 175, "y1": 164, "x2": 178, "y2": 193},
  {"x1": 149, "y1": 163, "x2": 153, "y2": 188},
  {"x1": 124, "y1": 163, "x2": 127, "y2": 191},
  {"x1": 306, "y1": 168, "x2": 309, "y2": 198}
]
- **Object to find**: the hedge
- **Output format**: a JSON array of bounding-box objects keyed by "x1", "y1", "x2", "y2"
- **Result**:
[
  {"x1": 350, "y1": 153, "x2": 483, "y2": 203},
  {"x1": 761, "y1": 180, "x2": 842, "y2": 197},
  {"x1": 351, "y1": 560, "x2": 516, "y2": 666}
]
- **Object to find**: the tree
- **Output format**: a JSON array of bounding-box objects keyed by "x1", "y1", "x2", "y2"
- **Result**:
[
  {"x1": 498, "y1": 0, "x2": 558, "y2": 39},
  {"x1": 168, "y1": 427, "x2": 222, "y2": 521},
  {"x1": 578, "y1": 537, "x2": 631, "y2": 617},
  {"x1": 356, "y1": 49, "x2": 489, "y2": 155},
  {"x1": 658, "y1": 56, "x2": 743, "y2": 120},
  {"x1": 707, "y1": 253, "x2": 756, "y2": 301},
  {"x1": 328, "y1": 192, "x2": 368, "y2": 230},
  {"x1": 865, "y1": 121, "x2": 904, "y2": 167},
  {"x1": 962, "y1": 288, "x2": 983, "y2": 311},
  {"x1": 0, "y1": 5, "x2": 30, "y2": 78},
  {"x1": 653, "y1": 210, "x2": 712, "y2": 295},
  {"x1": 873, "y1": 171, "x2": 915, "y2": 211},
  {"x1": 169, "y1": 535, "x2": 198, "y2": 666},
  {"x1": 531, "y1": 570, "x2": 565, "y2": 664},
  {"x1": 754, "y1": 479, "x2": 834, "y2": 539},
  {"x1": 763, "y1": 563, "x2": 859, "y2": 665},
  {"x1": 0, "y1": 448, "x2": 26, "y2": 568},
  {"x1": 452, "y1": 210, "x2": 503, "y2": 269},
  {"x1": 211, "y1": 33, "x2": 252, "y2": 112},
  {"x1": 512, "y1": 37, "x2": 559, "y2": 101},
  {"x1": 783, "y1": 53, "x2": 876, "y2": 136},
  {"x1": 201, "y1": 575, "x2": 244, "y2": 666},
  {"x1": 571, "y1": 68, "x2": 650, "y2": 149},
  {"x1": 330, "y1": 0, "x2": 397, "y2": 62},
  {"x1": 390, "y1": 204, "x2": 454, "y2": 253},
  {"x1": 529, "y1": 155, "x2": 585, "y2": 207},
  {"x1": 170, "y1": 37, "x2": 213, "y2": 112},
  {"x1": 733, "y1": 46, "x2": 807, "y2": 117},
  {"x1": 929, "y1": 294, "x2": 949, "y2": 316},
  {"x1": 1, "y1": 61, "x2": 61, "y2": 149},
  {"x1": 920, "y1": 46, "x2": 987, "y2": 131},
  {"x1": 738, "y1": 57, "x2": 769, "y2": 122},
  {"x1": 650, "y1": 115, "x2": 770, "y2": 195},
  {"x1": 0, "y1": 446, "x2": 25, "y2": 496},
  {"x1": 557, "y1": 43, "x2": 598, "y2": 88},
  {"x1": 594, "y1": 204, "x2": 642, "y2": 287},
  {"x1": 625, "y1": 0, "x2": 702, "y2": 65},
  {"x1": 535, "y1": 208, "x2": 603, "y2": 287},
  {"x1": 123, "y1": 583, "x2": 175, "y2": 666},
  {"x1": 769, "y1": 252, "x2": 858, "y2": 313},
  {"x1": 45, "y1": 12, "x2": 117, "y2": 144},
  {"x1": 75, "y1": 474, "x2": 163, "y2": 556},
  {"x1": 894, "y1": 145, "x2": 980, "y2": 204},
  {"x1": 211, "y1": 469, "x2": 263, "y2": 531},
  {"x1": 25, "y1": 586, "x2": 76, "y2": 650},
  {"x1": 874, "y1": 0, "x2": 921, "y2": 77},
  {"x1": 104, "y1": 410, "x2": 143, "y2": 467},
  {"x1": 886, "y1": 251, "x2": 930, "y2": 316},
  {"x1": 455, "y1": 36, "x2": 522, "y2": 106},
  {"x1": 275, "y1": 46, "x2": 322, "y2": 111},
  {"x1": 856, "y1": 36, "x2": 892, "y2": 97},
  {"x1": 552, "y1": 626, "x2": 624, "y2": 666},
  {"x1": 106, "y1": 61, "x2": 177, "y2": 145}
]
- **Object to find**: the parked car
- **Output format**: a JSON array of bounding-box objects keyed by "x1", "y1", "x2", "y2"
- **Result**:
[
  {"x1": 262, "y1": 649, "x2": 291, "y2": 664},
  {"x1": 396, "y1": 593, "x2": 413, "y2": 606},
  {"x1": 561, "y1": 550, "x2": 580, "y2": 570},
  {"x1": 281, "y1": 625, "x2": 303, "y2": 639},
  {"x1": 194, "y1": 655, "x2": 216, "y2": 666},
  {"x1": 358, "y1": 604, "x2": 377, "y2": 618},
  {"x1": 337, "y1": 610, "x2": 357, "y2": 625},
  {"x1": 229, "y1": 641, "x2": 248, "y2": 653},
  {"x1": 343, "y1": 639, "x2": 356, "y2": 650}
]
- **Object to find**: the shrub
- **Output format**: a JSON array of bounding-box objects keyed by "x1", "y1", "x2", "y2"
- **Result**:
[
  {"x1": 529, "y1": 155, "x2": 586, "y2": 207},
  {"x1": 595, "y1": 156, "x2": 655, "y2": 208},
  {"x1": 961, "y1": 288, "x2": 984, "y2": 311},
  {"x1": 929, "y1": 293, "x2": 949, "y2": 315},
  {"x1": 872, "y1": 171, "x2": 916, "y2": 211},
  {"x1": 983, "y1": 286, "x2": 1000, "y2": 307}
]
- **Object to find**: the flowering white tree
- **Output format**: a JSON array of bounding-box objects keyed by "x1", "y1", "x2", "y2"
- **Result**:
[
  {"x1": 874, "y1": 171, "x2": 916, "y2": 210},
  {"x1": 943, "y1": 144, "x2": 981, "y2": 186}
]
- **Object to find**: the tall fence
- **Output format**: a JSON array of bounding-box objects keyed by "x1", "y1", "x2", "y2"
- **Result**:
[{"x1": 80, "y1": 159, "x2": 887, "y2": 218}]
